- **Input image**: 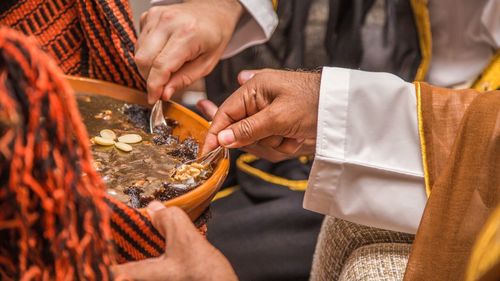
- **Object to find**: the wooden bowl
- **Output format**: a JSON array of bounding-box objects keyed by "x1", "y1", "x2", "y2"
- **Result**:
[{"x1": 66, "y1": 76, "x2": 229, "y2": 221}]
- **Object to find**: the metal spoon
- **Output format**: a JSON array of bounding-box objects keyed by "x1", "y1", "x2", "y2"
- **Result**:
[
  {"x1": 149, "y1": 100, "x2": 224, "y2": 170},
  {"x1": 183, "y1": 146, "x2": 224, "y2": 166},
  {"x1": 149, "y1": 100, "x2": 166, "y2": 134},
  {"x1": 170, "y1": 146, "x2": 224, "y2": 178}
]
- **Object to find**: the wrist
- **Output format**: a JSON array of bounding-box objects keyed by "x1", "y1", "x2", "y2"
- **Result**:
[
  {"x1": 187, "y1": 0, "x2": 244, "y2": 24},
  {"x1": 216, "y1": 0, "x2": 244, "y2": 34}
]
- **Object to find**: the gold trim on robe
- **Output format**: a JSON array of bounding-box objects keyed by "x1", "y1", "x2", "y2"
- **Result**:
[
  {"x1": 410, "y1": 0, "x2": 432, "y2": 81},
  {"x1": 272, "y1": 0, "x2": 278, "y2": 10},
  {"x1": 414, "y1": 82, "x2": 431, "y2": 197},
  {"x1": 466, "y1": 205, "x2": 500, "y2": 281},
  {"x1": 472, "y1": 51, "x2": 500, "y2": 92}
]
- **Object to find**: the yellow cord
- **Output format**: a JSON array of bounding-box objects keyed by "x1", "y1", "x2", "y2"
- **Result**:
[{"x1": 415, "y1": 82, "x2": 431, "y2": 197}]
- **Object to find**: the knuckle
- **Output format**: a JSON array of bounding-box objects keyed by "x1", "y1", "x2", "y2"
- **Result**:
[
  {"x1": 178, "y1": 18, "x2": 198, "y2": 37},
  {"x1": 147, "y1": 77, "x2": 160, "y2": 89},
  {"x1": 151, "y1": 57, "x2": 166, "y2": 71},
  {"x1": 201, "y1": 63, "x2": 215, "y2": 77},
  {"x1": 148, "y1": 6, "x2": 159, "y2": 14},
  {"x1": 159, "y1": 10, "x2": 175, "y2": 21},
  {"x1": 244, "y1": 86, "x2": 258, "y2": 99},
  {"x1": 179, "y1": 74, "x2": 193, "y2": 88},
  {"x1": 147, "y1": 81, "x2": 160, "y2": 96},
  {"x1": 134, "y1": 53, "x2": 147, "y2": 66},
  {"x1": 238, "y1": 119, "x2": 255, "y2": 141}
]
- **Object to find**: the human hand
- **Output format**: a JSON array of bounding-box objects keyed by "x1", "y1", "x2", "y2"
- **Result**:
[
  {"x1": 135, "y1": 0, "x2": 244, "y2": 104},
  {"x1": 202, "y1": 69, "x2": 320, "y2": 162},
  {"x1": 197, "y1": 98, "x2": 315, "y2": 162},
  {"x1": 112, "y1": 202, "x2": 237, "y2": 281}
]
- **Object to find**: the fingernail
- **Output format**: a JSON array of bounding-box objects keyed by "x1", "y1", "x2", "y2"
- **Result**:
[
  {"x1": 147, "y1": 201, "x2": 165, "y2": 216},
  {"x1": 218, "y1": 129, "x2": 235, "y2": 146},
  {"x1": 163, "y1": 87, "x2": 175, "y2": 100},
  {"x1": 239, "y1": 71, "x2": 255, "y2": 83}
]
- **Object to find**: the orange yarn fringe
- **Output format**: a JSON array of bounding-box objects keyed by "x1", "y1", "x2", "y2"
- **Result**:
[{"x1": 0, "y1": 27, "x2": 114, "y2": 281}]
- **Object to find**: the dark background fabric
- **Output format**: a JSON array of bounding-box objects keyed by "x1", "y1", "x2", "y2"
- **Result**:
[
  {"x1": 206, "y1": 0, "x2": 420, "y2": 105},
  {"x1": 208, "y1": 151, "x2": 324, "y2": 281}
]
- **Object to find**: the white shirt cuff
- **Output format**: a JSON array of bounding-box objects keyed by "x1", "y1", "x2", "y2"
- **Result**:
[
  {"x1": 222, "y1": 0, "x2": 277, "y2": 58},
  {"x1": 151, "y1": 0, "x2": 277, "y2": 59},
  {"x1": 303, "y1": 67, "x2": 428, "y2": 234}
]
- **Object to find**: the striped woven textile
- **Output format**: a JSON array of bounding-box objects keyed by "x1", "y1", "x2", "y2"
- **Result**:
[
  {"x1": 0, "y1": 0, "x2": 145, "y2": 90},
  {"x1": 0, "y1": 27, "x2": 163, "y2": 280}
]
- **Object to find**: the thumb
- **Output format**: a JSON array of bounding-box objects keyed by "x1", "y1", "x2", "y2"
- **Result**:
[
  {"x1": 238, "y1": 70, "x2": 256, "y2": 85},
  {"x1": 217, "y1": 108, "x2": 273, "y2": 148},
  {"x1": 146, "y1": 201, "x2": 197, "y2": 239},
  {"x1": 196, "y1": 99, "x2": 218, "y2": 121}
]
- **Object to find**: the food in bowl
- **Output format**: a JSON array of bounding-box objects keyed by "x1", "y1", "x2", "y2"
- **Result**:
[{"x1": 77, "y1": 95, "x2": 213, "y2": 208}]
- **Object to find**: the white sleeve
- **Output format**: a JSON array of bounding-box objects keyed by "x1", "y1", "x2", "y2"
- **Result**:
[
  {"x1": 303, "y1": 67, "x2": 428, "y2": 234},
  {"x1": 150, "y1": 0, "x2": 277, "y2": 59},
  {"x1": 223, "y1": 0, "x2": 277, "y2": 58}
]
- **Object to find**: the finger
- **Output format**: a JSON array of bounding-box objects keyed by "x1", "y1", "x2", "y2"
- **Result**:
[
  {"x1": 257, "y1": 135, "x2": 284, "y2": 148},
  {"x1": 240, "y1": 143, "x2": 289, "y2": 163},
  {"x1": 196, "y1": 99, "x2": 218, "y2": 121},
  {"x1": 147, "y1": 202, "x2": 198, "y2": 241},
  {"x1": 163, "y1": 54, "x2": 212, "y2": 97},
  {"x1": 135, "y1": 28, "x2": 171, "y2": 82},
  {"x1": 238, "y1": 70, "x2": 256, "y2": 85},
  {"x1": 139, "y1": 12, "x2": 148, "y2": 31},
  {"x1": 274, "y1": 138, "x2": 305, "y2": 154},
  {"x1": 147, "y1": 36, "x2": 205, "y2": 103},
  {"x1": 237, "y1": 69, "x2": 279, "y2": 85},
  {"x1": 146, "y1": 201, "x2": 168, "y2": 237},
  {"x1": 136, "y1": 6, "x2": 162, "y2": 47},
  {"x1": 203, "y1": 81, "x2": 270, "y2": 153},
  {"x1": 135, "y1": 10, "x2": 158, "y2": 50},
  {"x1": 217, "y1": 108, "x2": 274, "y2": 148}
]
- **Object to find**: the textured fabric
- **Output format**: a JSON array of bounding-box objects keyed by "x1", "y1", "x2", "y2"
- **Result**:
[
  {"x1": 327, "y1": 0, "x2": 420, "y2": 81},
  {"x1": 208, "y1": 151, "x2": 324, "y2": 281},
  {"x1": 339, "y1": 243, "x2": 411, "y2": 281},
  {"x1": 404, "y1": 84, "x2": 500, "y2": 280},
  {"x1": 417, "y1": 84, "x2": 480, "y2": 187},
  {"x1": 0, "y1": 0, "x2": 145, "y2": 90},
  {"x1": 305, "y1": 67, "x2": 426, "y2": 234},
  {"x1": 0, "y1": 0, "x2": 191, "y2": 266},
  {"x1": 310, "y1": 217, "x2": 414, "y2": 281},
  {"x1": 0, "y1": 27, "x2": 113, "y2": 281},
  {"x1": 205, "y1": 0, "x2": 315, "y2": 106},
  {"x1": 0, "y1": 27, "x2": 168, "y2": 280}
]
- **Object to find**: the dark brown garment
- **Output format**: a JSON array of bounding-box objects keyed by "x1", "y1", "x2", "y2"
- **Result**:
[{"x1": 404, "y1": 83, "x2": 500, "y2": 280}]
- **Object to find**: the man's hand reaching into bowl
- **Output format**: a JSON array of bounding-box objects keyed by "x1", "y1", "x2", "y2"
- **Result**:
[
  {"x1": 135, "y1": 0, "x2": 244, "y2": 104},
  {"x1": 201, "y1": 69, "x2": 321, "y2": 162}
]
